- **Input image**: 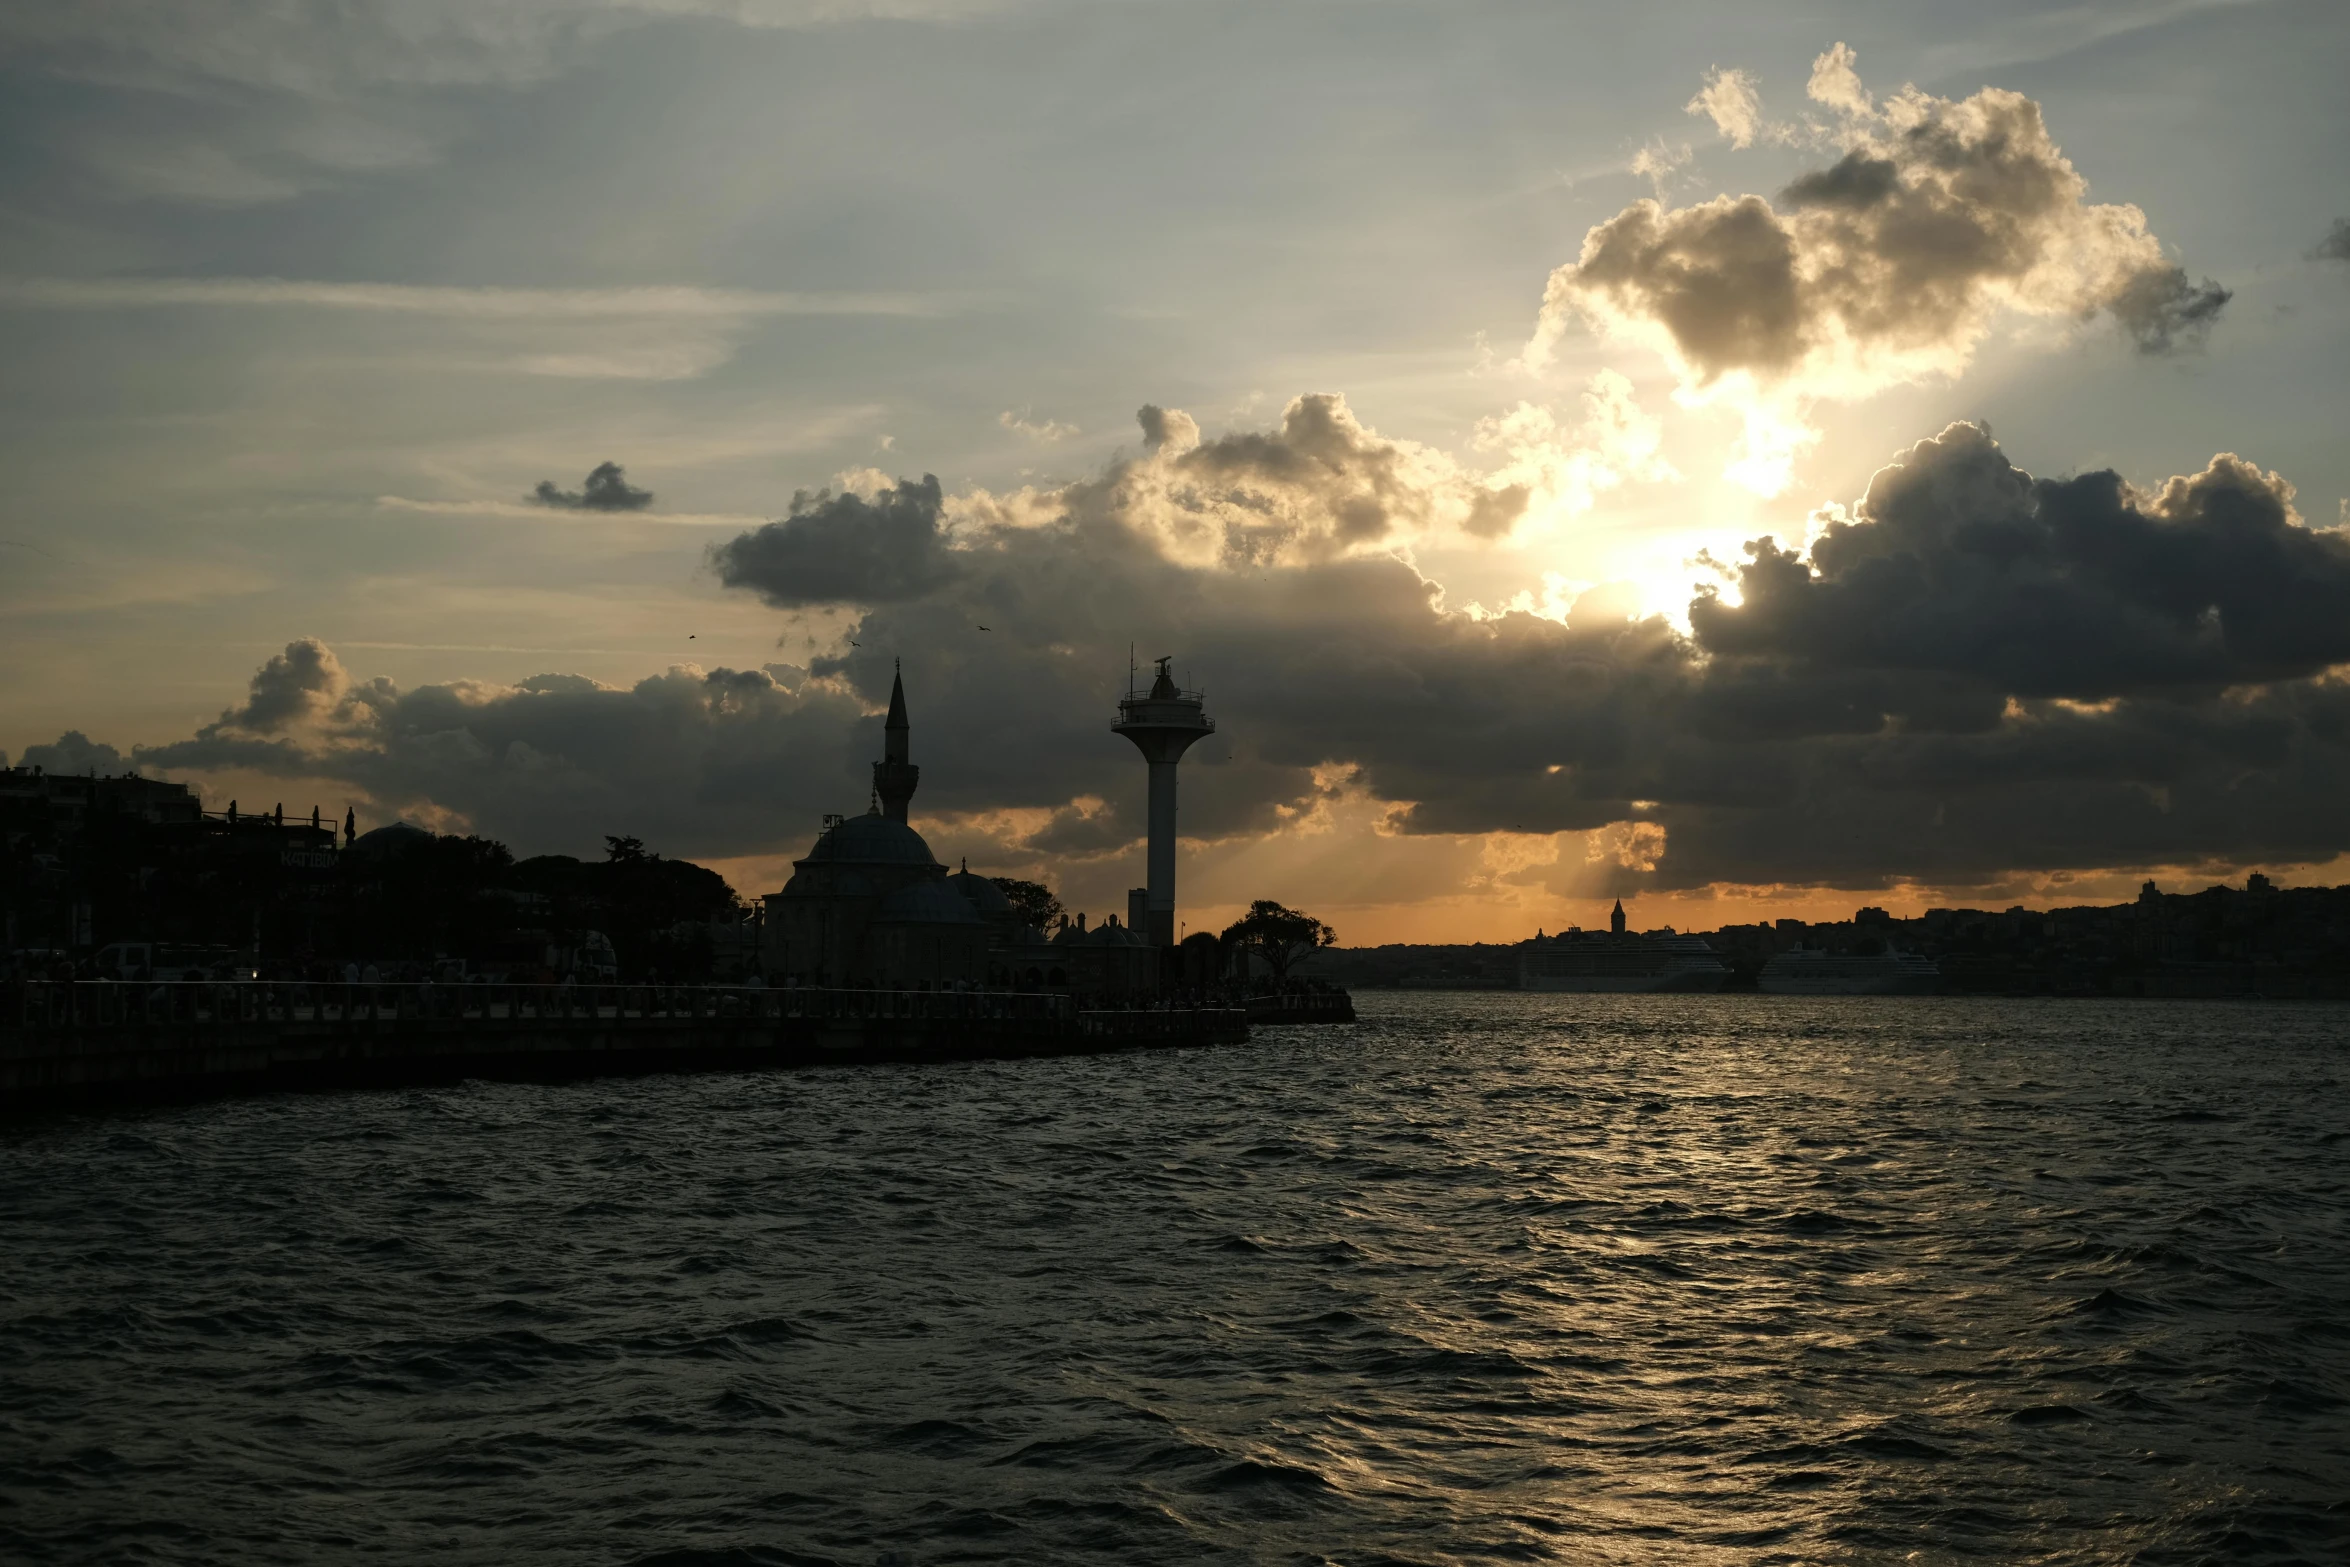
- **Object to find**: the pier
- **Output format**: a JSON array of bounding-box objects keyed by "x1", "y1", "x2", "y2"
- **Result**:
[
  {"x1": 0, "y1": 982, "x2": 1251, "y2": 1111},
  {"x1": 1245, "y1": 990, "x2": 1357, "y2": 1024}
]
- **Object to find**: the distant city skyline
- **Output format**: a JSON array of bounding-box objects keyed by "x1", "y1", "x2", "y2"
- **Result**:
[{"x1": 5, "y1": 0, "x2": 2349, "y2": 943}]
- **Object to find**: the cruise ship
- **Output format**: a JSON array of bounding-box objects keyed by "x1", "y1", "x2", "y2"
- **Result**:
[
  {"x1": 1758, "y1": 947, "x2": 1942, "y2": 995},
  {"x1": 1518, "y1": 904, "x2": 1731, "y2": 993}
]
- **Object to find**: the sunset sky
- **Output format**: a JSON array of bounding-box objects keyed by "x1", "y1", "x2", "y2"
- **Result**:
[{"x1": 5, "y1": 0, "x2": 2349, "y2": 943}]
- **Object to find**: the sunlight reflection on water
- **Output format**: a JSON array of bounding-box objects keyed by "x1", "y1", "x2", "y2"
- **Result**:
[{"x1": 2, "y1": 992, "x2": 2346, "y2": 1564}]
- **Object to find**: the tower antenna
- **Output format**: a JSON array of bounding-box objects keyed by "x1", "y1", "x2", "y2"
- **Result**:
[{"x1": 1113, "y1": 649, "x2": 1214, "y2": 954}]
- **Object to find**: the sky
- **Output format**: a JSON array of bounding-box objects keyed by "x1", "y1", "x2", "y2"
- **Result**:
[{"x1": 4, "y1": 0, "x2": 2349, "y2": 944}]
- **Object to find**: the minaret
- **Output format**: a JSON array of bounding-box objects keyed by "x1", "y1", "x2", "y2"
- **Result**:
[
  {"x1": 1112, "y1": 655, "x2": 1214, "y2": 948},
  {"x1": 873, "y1": 660, "x2": 919, "y2": 822},
  {"x1": 1610, "y1": 898, "x2": 1626, "y2": 936}
]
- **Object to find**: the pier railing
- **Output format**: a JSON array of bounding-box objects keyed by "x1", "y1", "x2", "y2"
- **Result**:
[
  {"x1": 1, "y1": 981, "x2": 1088, "y2": 1031},
  {"x1": 2, "y1": 981, "x2": 1244, "y2": 1041},
  {"x1": 0, "y1": 982, "x2": 1251, "y2": 1104}
]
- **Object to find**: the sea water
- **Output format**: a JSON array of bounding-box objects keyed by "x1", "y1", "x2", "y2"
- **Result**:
[{"x1": 2, "y1": 992, "x2": 2346, "y2": 1565}]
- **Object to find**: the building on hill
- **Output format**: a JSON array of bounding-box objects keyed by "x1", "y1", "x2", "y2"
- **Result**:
[{"x1": 1518, "y1": 925, "x2": 1730, "y2": 992}]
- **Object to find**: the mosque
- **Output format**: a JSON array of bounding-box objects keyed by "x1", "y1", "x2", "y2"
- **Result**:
[{"x1": 759, "y1": 662, "x2": 1194, "y2": 994}]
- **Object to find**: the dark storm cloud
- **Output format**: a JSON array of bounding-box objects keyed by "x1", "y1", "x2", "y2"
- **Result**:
[
  {"x1": 746, "y1": 415, "x2": 2350, "y2": 890},
  {"x1": 1632, "y1": 680, "x2": 2350, "y2": 893},
  {"x1": 17, "y1": 731, "x2": 126, "y2": 774},
  {"x1": 1690, "y1": 424, "x2": 2350, "y2": 700},
  {"x1": 708, "y1": 476, "x2": 960, "y2": 606},
  {"x1": 2315, "y1": 219, "x2": 2350, "y2": 265},
  {"x1": 120, "y1": 411, "x2": 2350, "y2": 893},
  {"x1": 136, "y1": 653, "x2": 873, "y2": 859},
  {"x1": 531, "y1": 460, "x2": 654, "y2": 511}
]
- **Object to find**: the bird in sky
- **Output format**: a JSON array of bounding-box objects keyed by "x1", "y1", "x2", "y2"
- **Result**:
[
  {"x1": 977, "y1": 624, "x2": 991, "y2": 631},
  {"x1": 688, "y1": 634, "x2": 696, "y2": 639},
  {"x1": 848, "y1": 638, "x2": 861, "y2": 647}
]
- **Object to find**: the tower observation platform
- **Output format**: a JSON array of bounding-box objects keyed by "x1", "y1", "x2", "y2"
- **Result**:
[{"x1": 1112, "y1": 656, "x2": 1213, "y2": 948}]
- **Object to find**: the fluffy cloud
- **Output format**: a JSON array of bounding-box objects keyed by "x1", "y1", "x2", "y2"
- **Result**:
[
  {"x1": 1804, "y1": 41, "x2": 1871, "y2": 119},
  {"x1": 999, "y1": 410, "x2": 1078, "y2": 443},
  {"x1": 710, "y1": 476, "x2": 962, "y2": 606},
  {"x1": 531, "y1": 461, "x2": 655, "y2": 512},
  {"x1": 213, "y1": 638, "x2": 350, "y2": 732},
  {"x1": 726, "y1": 396, "x2": 1534, "y2": 583},
  {"x1": 1685, "y1": 67, "x2": 1763, "y2": 149},
  {"x1": 1530, "y1": 44, "x2": 2229, "y2": 493},
  {"x1": 1110, "y1": 393, "x2": 1525, "y2": 565}
]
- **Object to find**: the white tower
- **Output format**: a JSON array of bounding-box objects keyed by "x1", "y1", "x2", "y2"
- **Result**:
[{"x1": 1112, "y1": 656, "x2": 1214, "y2": 948}]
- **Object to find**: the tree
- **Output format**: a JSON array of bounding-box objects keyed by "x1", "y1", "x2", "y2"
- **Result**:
[
  {"x1": 604, "y1": 835, "x2": 648, "y2": 864},
  {"x1": 990, "y1": 876, "x2": 1064, "y2": 931},
  {"x1": 1220, "y1": 899, "x2": 1335, "y2": 981}
]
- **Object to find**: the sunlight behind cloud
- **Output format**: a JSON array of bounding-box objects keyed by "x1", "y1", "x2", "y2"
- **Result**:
[{"x1": 1526, "y1": 43, "x2": 2231, "y2": 498}]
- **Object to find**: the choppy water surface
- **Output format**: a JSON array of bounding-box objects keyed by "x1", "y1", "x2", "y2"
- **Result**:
[{"x1": 4, "y1": 994, "x2": 2349, "y2": 1565}]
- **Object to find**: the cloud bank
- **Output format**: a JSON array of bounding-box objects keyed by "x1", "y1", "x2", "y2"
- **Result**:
[
  {"x1": 136, "y1": 640, "x2": 870, "y2": 857},
  {"x1": 22, "y1": 36, "x2": 2309, "y2": 912},
  {"x1": 109, "y1": 411, "x2": 2350, "y2": 903}
]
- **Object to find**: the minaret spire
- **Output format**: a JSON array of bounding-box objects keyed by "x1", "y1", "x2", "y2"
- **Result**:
[{"x1": 874, "y1": 658, "x2": 919, "y2": 822}]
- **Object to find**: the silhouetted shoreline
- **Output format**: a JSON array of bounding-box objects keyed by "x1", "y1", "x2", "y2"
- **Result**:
[{"x1": 1301, "y1": 874, "x2": 2350, "y2": 998}]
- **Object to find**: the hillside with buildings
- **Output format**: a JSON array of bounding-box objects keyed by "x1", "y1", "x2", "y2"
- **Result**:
[{"x1": 1298, "y1": 876, "x2": 2350, "y2": 999}]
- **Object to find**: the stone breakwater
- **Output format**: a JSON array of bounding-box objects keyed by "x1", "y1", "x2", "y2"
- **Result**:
[{"x1": 0, "y1": 982, "x2": 1249, "y2": 1109}]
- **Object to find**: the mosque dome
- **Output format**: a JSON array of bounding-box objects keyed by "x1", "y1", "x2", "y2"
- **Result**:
[
  {"x1": 799, "y1": 810, "x2": 941, "y2": 868},
  {"x1": 1052, "y1": 916, "x2": 1152, "y2": 948},
  {"x1": 945, "y1": 867, "x2": 1013, "y2": 916},
  {"x1": 873, "y1": 879, "x2": 987, "y2": 925},
  {"x1": 348, "y1": 821, "x2": 433, "y2": 858}
]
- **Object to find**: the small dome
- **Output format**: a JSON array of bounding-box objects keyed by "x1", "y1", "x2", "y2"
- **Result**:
[
  {"x1": 1051, "y1": 917, "x2": 1152, "y2": 948},
  {"x1": 349, "y1": 821, "x2": 432, "y2": 858},
  {"x1": 799, "y1": 810, "x2": 941, "y2": 868},
  {"x1": 873, "y1": 879, "x2": 986, "y2": 925},
  {"x1": 946, "y1": 869, "x2": 1013, "y2": 916}
]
